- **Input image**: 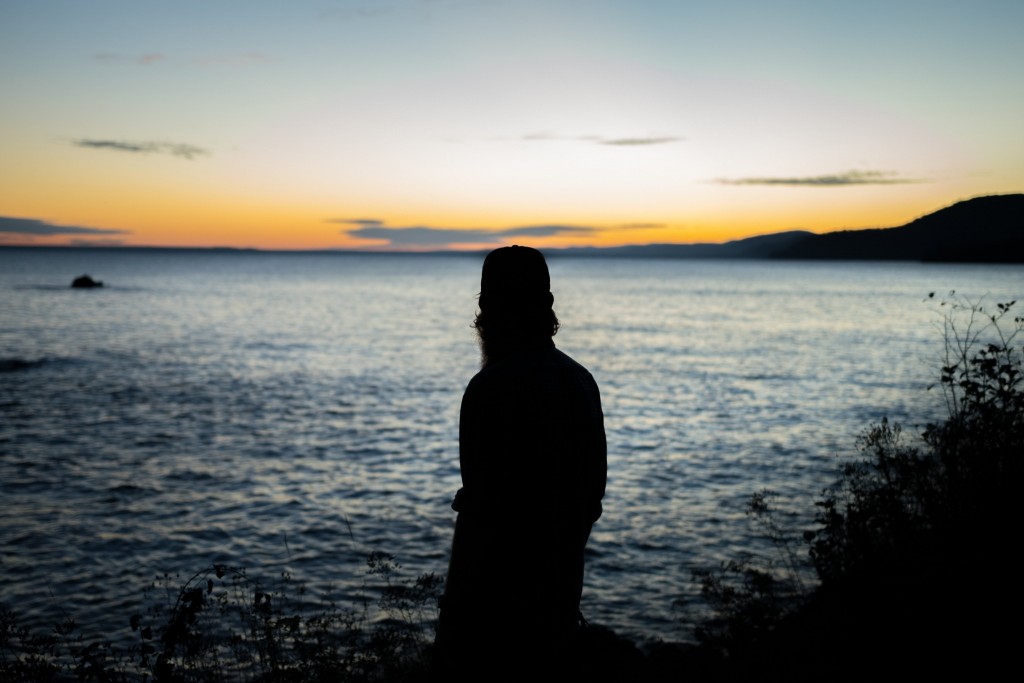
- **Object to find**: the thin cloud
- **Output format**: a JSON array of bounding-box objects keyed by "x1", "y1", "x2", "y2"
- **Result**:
[
  {"x1": 94, "y1": 51, "x2": 268, "y2": 68},
  {"x1": 340, "y1": 223, "x2": 596, "y2": 248},
  {"x1": 617, "y1": 223, "x2": 666, "y2": 230},
  {"x1": 0, "y1": 217, "x2": 129, "y2": 236},
  {"x1": 68, "y1": 238, "x2": 129, "y2": 247},
  {"x1": 93, "y1": 52, "x2": 165, "y2": 65},
  {"x1": 518, "y1": 132, "x2": 680, "y2": 146},
  {"x1": 600, "y1": 136, "x2": 682, "y2": 146},
  {"x1": 715, "y1": 170, "x2": 919, "y2": 186},
  {"x1": 72, "y1": 139, "x2": 210, "y2": 160},
  {"x1": 329, "y1": 218, "x2": 386, "y2": 227},
  {"x1": 499, "y1": 225, "x2": 594, "y2": 238},
  {"x1": 349, "y1": 227, "x2": 493, "y2": 247}
]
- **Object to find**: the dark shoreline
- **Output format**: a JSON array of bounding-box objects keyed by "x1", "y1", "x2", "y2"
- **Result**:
[
  {"x1": 4, "y1": 193, "x2": 1022, "y2": 263},
  {"x1": 4, "y1": 243, "x2": 1024, "y2": 265}
]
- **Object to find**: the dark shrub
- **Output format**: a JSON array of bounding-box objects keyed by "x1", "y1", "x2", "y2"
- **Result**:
[{"x1": 695, "y1": 295, "x2": 1023, "y2": 681}]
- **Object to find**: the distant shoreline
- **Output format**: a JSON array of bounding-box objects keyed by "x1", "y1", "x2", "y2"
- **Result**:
[
  {"x1": 3, "y1": 243, "x2": 1023, "y2": 265},
  {"x1": 3, "y1": 193, "x2": 1022, "y2": 263}
]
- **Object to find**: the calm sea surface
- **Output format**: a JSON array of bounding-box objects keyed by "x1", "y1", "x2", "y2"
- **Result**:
[{"x1": 1, "y1": 247, "x2": 1021, "y2": 647}]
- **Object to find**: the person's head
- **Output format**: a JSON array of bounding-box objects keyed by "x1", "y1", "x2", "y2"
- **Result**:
[{"x1": 474, "y1": 245, "x2": 559, "y2": 366}]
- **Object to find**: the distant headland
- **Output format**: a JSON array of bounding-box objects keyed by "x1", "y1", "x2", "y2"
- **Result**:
[
  {"x1": 3, "y1": 194, "x2": 1021, "y2": 263},
  {"x1": 548, "y1": 193, "x2": 1024, "y2": 263}
]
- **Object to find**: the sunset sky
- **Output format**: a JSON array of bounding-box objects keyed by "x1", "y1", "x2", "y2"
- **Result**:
[{"x1": 2, "y1": 0, "x2": 1022, "y2": 250}]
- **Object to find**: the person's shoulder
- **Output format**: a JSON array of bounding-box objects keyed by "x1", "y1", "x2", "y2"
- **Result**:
[
  {"x1": 551, "y1": 346, "x2": 595, "y2": 376},
  {"x1": 549, "y1": 347, "x2": 603, "y2": 395},
  {"x1": 464, "y1": 361, "x2": 508, "y2": 393},
  {"x1": 462, "y1": 359, "x2": 524, "y2": 411},
  {"x1": 464, "y1": 366, "x2": 489, "y2": 392},
  {"x1": 461, "y1": 369, "x2": 492, "y2": 412}
]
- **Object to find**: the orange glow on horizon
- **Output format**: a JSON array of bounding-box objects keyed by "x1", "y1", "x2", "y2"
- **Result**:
[
  {"x1": 0, "y1": 209, "x2": 937, "y2": 250},
  {"x1": 3, "y1": 170, "x2": 1017, "y2": 251}
]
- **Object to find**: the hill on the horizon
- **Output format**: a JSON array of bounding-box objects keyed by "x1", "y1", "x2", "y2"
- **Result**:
[
  {"x1": 547, "y1": 229, "x2": 815, "y2": 260},
  {"x1": 551, "y1": 193, "x2": 1024, "y2": 263},
  {"x1": 772, "y1": 193, "x2": 1024, "y2": 262}
]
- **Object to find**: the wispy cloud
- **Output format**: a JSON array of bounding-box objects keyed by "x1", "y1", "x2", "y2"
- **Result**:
[
  {"x1": 94, "y1": 51, "x2": 268, "y2": 68},
  {"x1": 329, "y1": 218, "x2": 386, "y2": 227},
  {"x1": 349, "y1": 227, "x2": 494, "y2": 247},
  {"x1": 499, "y1": 225, "x2": 595, "y2": 238},
  {"x1": 617, "y1": 222, "x2": 666, "y2": 230},
  {"x1": 0, "y1": 217, "x2": 129, "y2": 236},
  {"x1": 335, "y1": 221, "x2": 596, "y2": 248},
  {"x1": 600, "y1": 136, "x2": 682, "y2": 146},
  {"x1": 68, "y1": 238, "x2": 129, "y2": 247},
  {"x1": 72, "y1": 139, "x2": 210, "y2": 160},
  {"x1": 714, "y1": 170, "x2": 919, "y2": 186},
  {"x1": 93, "y1": 52, "x2": 165, "y2": 65},
  {"x1": 517, "y1": 132, "x2": 681, "y2": 146},
  {"x1": 520, "y1": 132, "x2": 591, "y2": 142}
]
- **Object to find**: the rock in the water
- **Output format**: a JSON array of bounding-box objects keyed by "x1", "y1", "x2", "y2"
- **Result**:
[{"x1": 71, "y1": 274, "x2": 103, "y2": 288}]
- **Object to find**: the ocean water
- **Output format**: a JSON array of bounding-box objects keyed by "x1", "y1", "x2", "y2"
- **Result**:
[{"x1": 1, "y1": 247, "x2": 1021, "y2": 647}]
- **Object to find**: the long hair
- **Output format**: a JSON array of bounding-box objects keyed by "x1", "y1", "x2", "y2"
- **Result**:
[{"x1": 473, "y1": 296, "x2": 559, "y2": 367}]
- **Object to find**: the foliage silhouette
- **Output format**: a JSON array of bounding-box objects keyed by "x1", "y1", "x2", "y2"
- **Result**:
[
  {"x1": 1, "y1": 554, "x2": 442, "y2": 682},
  {"x1": 693, "y1": 293, "x2": 1023, "y2": 681}
]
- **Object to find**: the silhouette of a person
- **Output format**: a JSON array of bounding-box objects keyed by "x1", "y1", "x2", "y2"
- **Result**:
[{"x1": 436, "y1": 246, "x2": 607, "y2": 679}]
